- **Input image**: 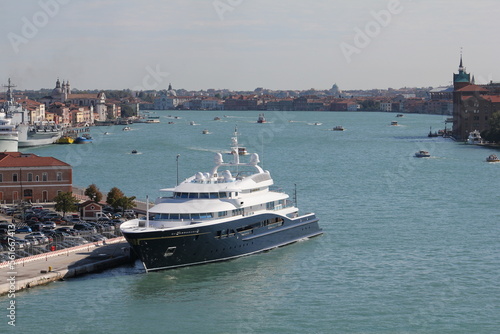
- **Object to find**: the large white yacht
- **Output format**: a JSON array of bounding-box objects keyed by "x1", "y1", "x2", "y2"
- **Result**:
[
  {"x1": 0, "y1": 111, "x2": 19, "y2": 152},
  {"x1": 121, "y1": 129, "x2": 322, "y2": 272}
]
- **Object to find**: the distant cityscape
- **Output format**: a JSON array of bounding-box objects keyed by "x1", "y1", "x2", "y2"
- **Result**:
[{"x1": 1, "y1": 56, "x2": 499, "y2": 142}]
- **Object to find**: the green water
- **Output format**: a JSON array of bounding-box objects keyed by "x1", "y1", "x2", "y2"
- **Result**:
[{"x1": 2, "y1": 111, "x2": 499, "y2": 333}]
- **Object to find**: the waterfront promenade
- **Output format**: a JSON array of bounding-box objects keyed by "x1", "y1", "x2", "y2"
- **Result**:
[{"x1": 0, "y1": 237, "x2": 131, "y2": 296}]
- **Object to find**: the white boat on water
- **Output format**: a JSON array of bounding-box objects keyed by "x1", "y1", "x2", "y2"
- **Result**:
[
  {"x1": 486, "y1": 154, "x2": 499, "y2": 162},
  {"x1": 0, "y1": 112, "x2": 19, "y2": 152},
  {"x1": 466, "y1": 130, "x2": 483, "y2": 144},
  {"x1": 415, "y1": 150, "x2": 431, "y2": 158},
  {"x1": 120, "y1": 128, "x2": 322, "y2": 272},
  {"x1": 17, "y1": 123, "x2": 62, "y2": 147}
]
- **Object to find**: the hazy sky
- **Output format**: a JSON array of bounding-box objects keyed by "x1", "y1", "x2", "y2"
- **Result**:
[{"x1": 1, "y1": 0, "x2": 499, "y2": 92}]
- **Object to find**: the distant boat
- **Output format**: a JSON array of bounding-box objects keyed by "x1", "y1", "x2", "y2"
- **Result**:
[
  {"x1": 414, "y1": 150, "x2": 431, "y2": 158},
  {"x1": 391, "y1": 121, "x2": 398, "y2": 126},
  {"x1": 74, "y1": 134, "x2": 92, "y2": 144},
  {"x1": 396, "y1": 114, "x2": 404, "y2": 117},
  {"x1": 202, "y1": 129, "x2": 210, "y2": 134},
  {"x1": 314, "y1": 122, "x2": 322, "y2": 126},
  {"x1": 123, "y1": 126, "x2": 131, "y2": 131},
  {"x1": 56, "y1": 136, "x2": 74, "y2": 144},
  {"x1": 131, "y1": 150, "x2": 138, "y2": 154},
  {"x1": 428, "y1": 126, "x2": 438, "y2": 137},
  {"x1": 257, "y1": 114, "x2": 266, "y2": 123},
  {"x1": 486, "y1": 154, "x2": 499, "y2": 162},
  {"x1": 466, "y1": 130, "x2": 483, "y2": 144},
  {"x1": 104, "y1": 132, "x2": 110, "y2": 135},
  {"x1": 214, "y1": 117, "x2": 221, "y2": 121},
  {"x1": 0, "y1": 113, "x2": 19, "y2": 152},
  {"x1": 332, "y1": 126, "x2": 345, "y2": 131},
  {"x1": 230, "y1": 147, "x2": 248, "y2": 156}
]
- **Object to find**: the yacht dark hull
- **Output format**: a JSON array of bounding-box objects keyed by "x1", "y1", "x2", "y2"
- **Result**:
[{"x1": 122, "y1": 213, "x2": 322, "y2": 272}]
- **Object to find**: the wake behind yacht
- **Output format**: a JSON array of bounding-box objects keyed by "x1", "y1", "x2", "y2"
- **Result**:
[{"x1": 121, "y1": 129, "x2": 322, "y2": 272}]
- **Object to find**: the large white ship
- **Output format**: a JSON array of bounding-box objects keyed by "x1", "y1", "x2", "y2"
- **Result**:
[
  {"x1": 0, "y1": 112, "x2": 18, "y2": 152},
  {"x1": 121, "y1": 129, "x2": 323, "y2": 272}
]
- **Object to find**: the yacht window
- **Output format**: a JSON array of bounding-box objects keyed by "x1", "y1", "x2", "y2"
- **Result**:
[
  {"x1": 180, "y1": 193, "x2": 189, "y2": 198},
  {"x1": 209, "y1": 193, "x2": 218, "y2": 199},
  {"x1": 170, "y1": 214, "x2": 180, "y2": 219},
  {"x1": 191, "y1": 213, "x2": 201, "y2": 219},
  {"x1": 188, "y1": 193, "x2": 198, "y2": 199},
  {"x1": 219, "y1": 192, "x2": 227, "y2": 198},
  {"x1": 218, "y1": 211, "x2": 227, "y2": 217},
  {"x1": 180, "y1": 214, "x2": 190, "y2": 220},
  {"x1": 199, "y1": 193, "x2": 209, "y2": 199}
]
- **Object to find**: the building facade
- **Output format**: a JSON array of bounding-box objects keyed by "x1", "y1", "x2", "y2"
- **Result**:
[{"x1": 0, "y1": 152, "x2": 72, "y2": 204}]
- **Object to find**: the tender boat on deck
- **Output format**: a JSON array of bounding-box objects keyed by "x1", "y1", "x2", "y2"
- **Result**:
[{"x1": 121, "y1": 129, "x2": 322, "y2": 272}]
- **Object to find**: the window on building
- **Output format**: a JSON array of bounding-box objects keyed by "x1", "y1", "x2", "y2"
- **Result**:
[
  {"x1": 36, "y1": 175, "x2": 39, "y2": 182},
  {"x1": 23, "y1": 189, "x2": 33, "y2": 200},
  {"x1": 27, "y1": 173, "x2": 33, "y2": 181},
  {"x1": 0, "y1": 174, "x2": 2, "y2": 182},
  {"x1": 57, "y1": 172, "x2": 62, "y2": 181},
  {"x1": 13, "y1": 173, "x2": 18, "y2": 182},
  {"x1": 42, "y1": 173, "x2": 48, "y2": 181}
]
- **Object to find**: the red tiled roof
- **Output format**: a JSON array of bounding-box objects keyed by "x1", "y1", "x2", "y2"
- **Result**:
[
  {"x1": 482, "y1": 95, "x2": 500, "y2": 103},
  {"x1": 456, "y1": 84, "x2": 488, "y2": 92},
  {"x1": 0, "y1": 152, "x2": 70, "y2": 168}
]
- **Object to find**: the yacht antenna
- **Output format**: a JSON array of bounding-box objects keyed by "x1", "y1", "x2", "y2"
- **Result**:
[
  {"x1": 176, "y1": 154, "x2": 180, "y2": 185},
  {"x1": 146, "y1": 195, "x2": 150, "y2": 228},
  {"x1": 294, "y1": 183, "x2": 297, "y2": 207}
]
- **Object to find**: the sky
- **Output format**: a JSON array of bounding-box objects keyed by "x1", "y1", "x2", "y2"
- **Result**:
[{"x1": 1, "y1": 0, "x2": 500, "y2": 92}]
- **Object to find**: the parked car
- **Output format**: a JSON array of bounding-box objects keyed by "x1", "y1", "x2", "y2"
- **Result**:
[
  {"x1": 15, "y1": 226, "x2": 32, "y2": 233},
  {"x1": 26, "y1": 232, "x2": 49, "y2": 244},
  {"x1": 24, "y1": 235, "x2": 40, "y2": 245},
  {"x1": 55, "y1": 227, "x2": 79, "y2": 236}
]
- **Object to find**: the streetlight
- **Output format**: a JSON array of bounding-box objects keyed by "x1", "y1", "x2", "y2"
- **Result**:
[{"x1": 176, "y1": 154, "x2": 180, "y2": 185}]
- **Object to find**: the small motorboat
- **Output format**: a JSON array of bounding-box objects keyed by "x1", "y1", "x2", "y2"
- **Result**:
[
  {"x1": 56, "y1": 136, "x2": 74, "y2": 144},
  {"x1": 396, "y1": 114, "x2": 404, "y2": 117},
  {"x1": 391, "y1": 121, "x2": 398, "y2": 126},
  {"x1": 131, "y1": 150, "x2": 138, "y2": 154},
  {"x1": 74, "y1": 134, "x2": 93, "y2": 144},
  {"x1": 230, "y1": 147, "x2": 248, "y2": 155},
  {"x1": 214, "y1": 117, "x2": 221, "y2": 121},
  {"x1": 415, "y1": 150, "x2": 431, "y2": 158},
  {"x1": 202, "y1": 129, "x2": 210, "y2": 134},
  {"x1": 486, "y1": 154, "x2": 499, "y2": 162},
  {"x1": 123, "y1": 126, "x2": 131, "y2": 131},
  {"x1": 257, "y1": 114, "x2": 266, "y2": 123},
  {"x1": 332, "y1": 126, "x2": 345, "y2": 131}
]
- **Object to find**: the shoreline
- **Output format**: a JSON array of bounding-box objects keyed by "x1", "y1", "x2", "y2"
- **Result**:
[{"x1": 0, "y1": 237, "x2": 134, "y2": 296}]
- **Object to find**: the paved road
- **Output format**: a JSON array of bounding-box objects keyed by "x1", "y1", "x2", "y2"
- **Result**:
[{"x1": 0, "y1": 238, "x2": 132, "y2": 295}]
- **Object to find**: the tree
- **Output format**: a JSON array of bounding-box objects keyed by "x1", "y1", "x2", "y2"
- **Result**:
[
  {"x1": 84, "y1": 184, "x2": 103, "y2": 203},
  {"x1": 482, "y1": 111, "x2": 500, "y2": 143},
  {"x1": 115, "y1": 196, "x2": 136, "y2": 216},
  {"x1": 106, "y1": 187, "x2": 136, "y2": 214},
  {"x1": 54, "y1": 192, "x2": 79, "y2": 217},
  {"x1": 106, "y1": 187, "x2": 124, "y2": 210}
]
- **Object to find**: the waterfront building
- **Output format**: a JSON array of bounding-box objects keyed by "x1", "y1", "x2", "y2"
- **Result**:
[
  {"x1": 0, "y1": 152, "x2": 72, "y2": 204},
  {"x1": 40, "y1": 79, "x2": 108, "y2": 122},
  {"x1": 452, "y1": 56, "x2": 500, "y2": 140},
  {"x1": 79, "y1": 200, "x2": 103, "y2": 220}
]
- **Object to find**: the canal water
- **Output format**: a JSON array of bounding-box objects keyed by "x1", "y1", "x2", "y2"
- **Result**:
[{"x1": 2, "y1": 111, "x2": 499, "y2": 333}]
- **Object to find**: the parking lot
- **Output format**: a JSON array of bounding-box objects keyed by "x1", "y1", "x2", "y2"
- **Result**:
[{"x1": 0, "y1": 205, "x2": 126, "y2": 263}]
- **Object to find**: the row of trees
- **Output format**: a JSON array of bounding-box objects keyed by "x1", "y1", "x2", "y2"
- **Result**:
[
  {"x1": 54, "y1": 184, "x2": 136, "y2": 217},
  {"x1": 482, "y1": 111, "x2": 500, "y2": 143}
]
